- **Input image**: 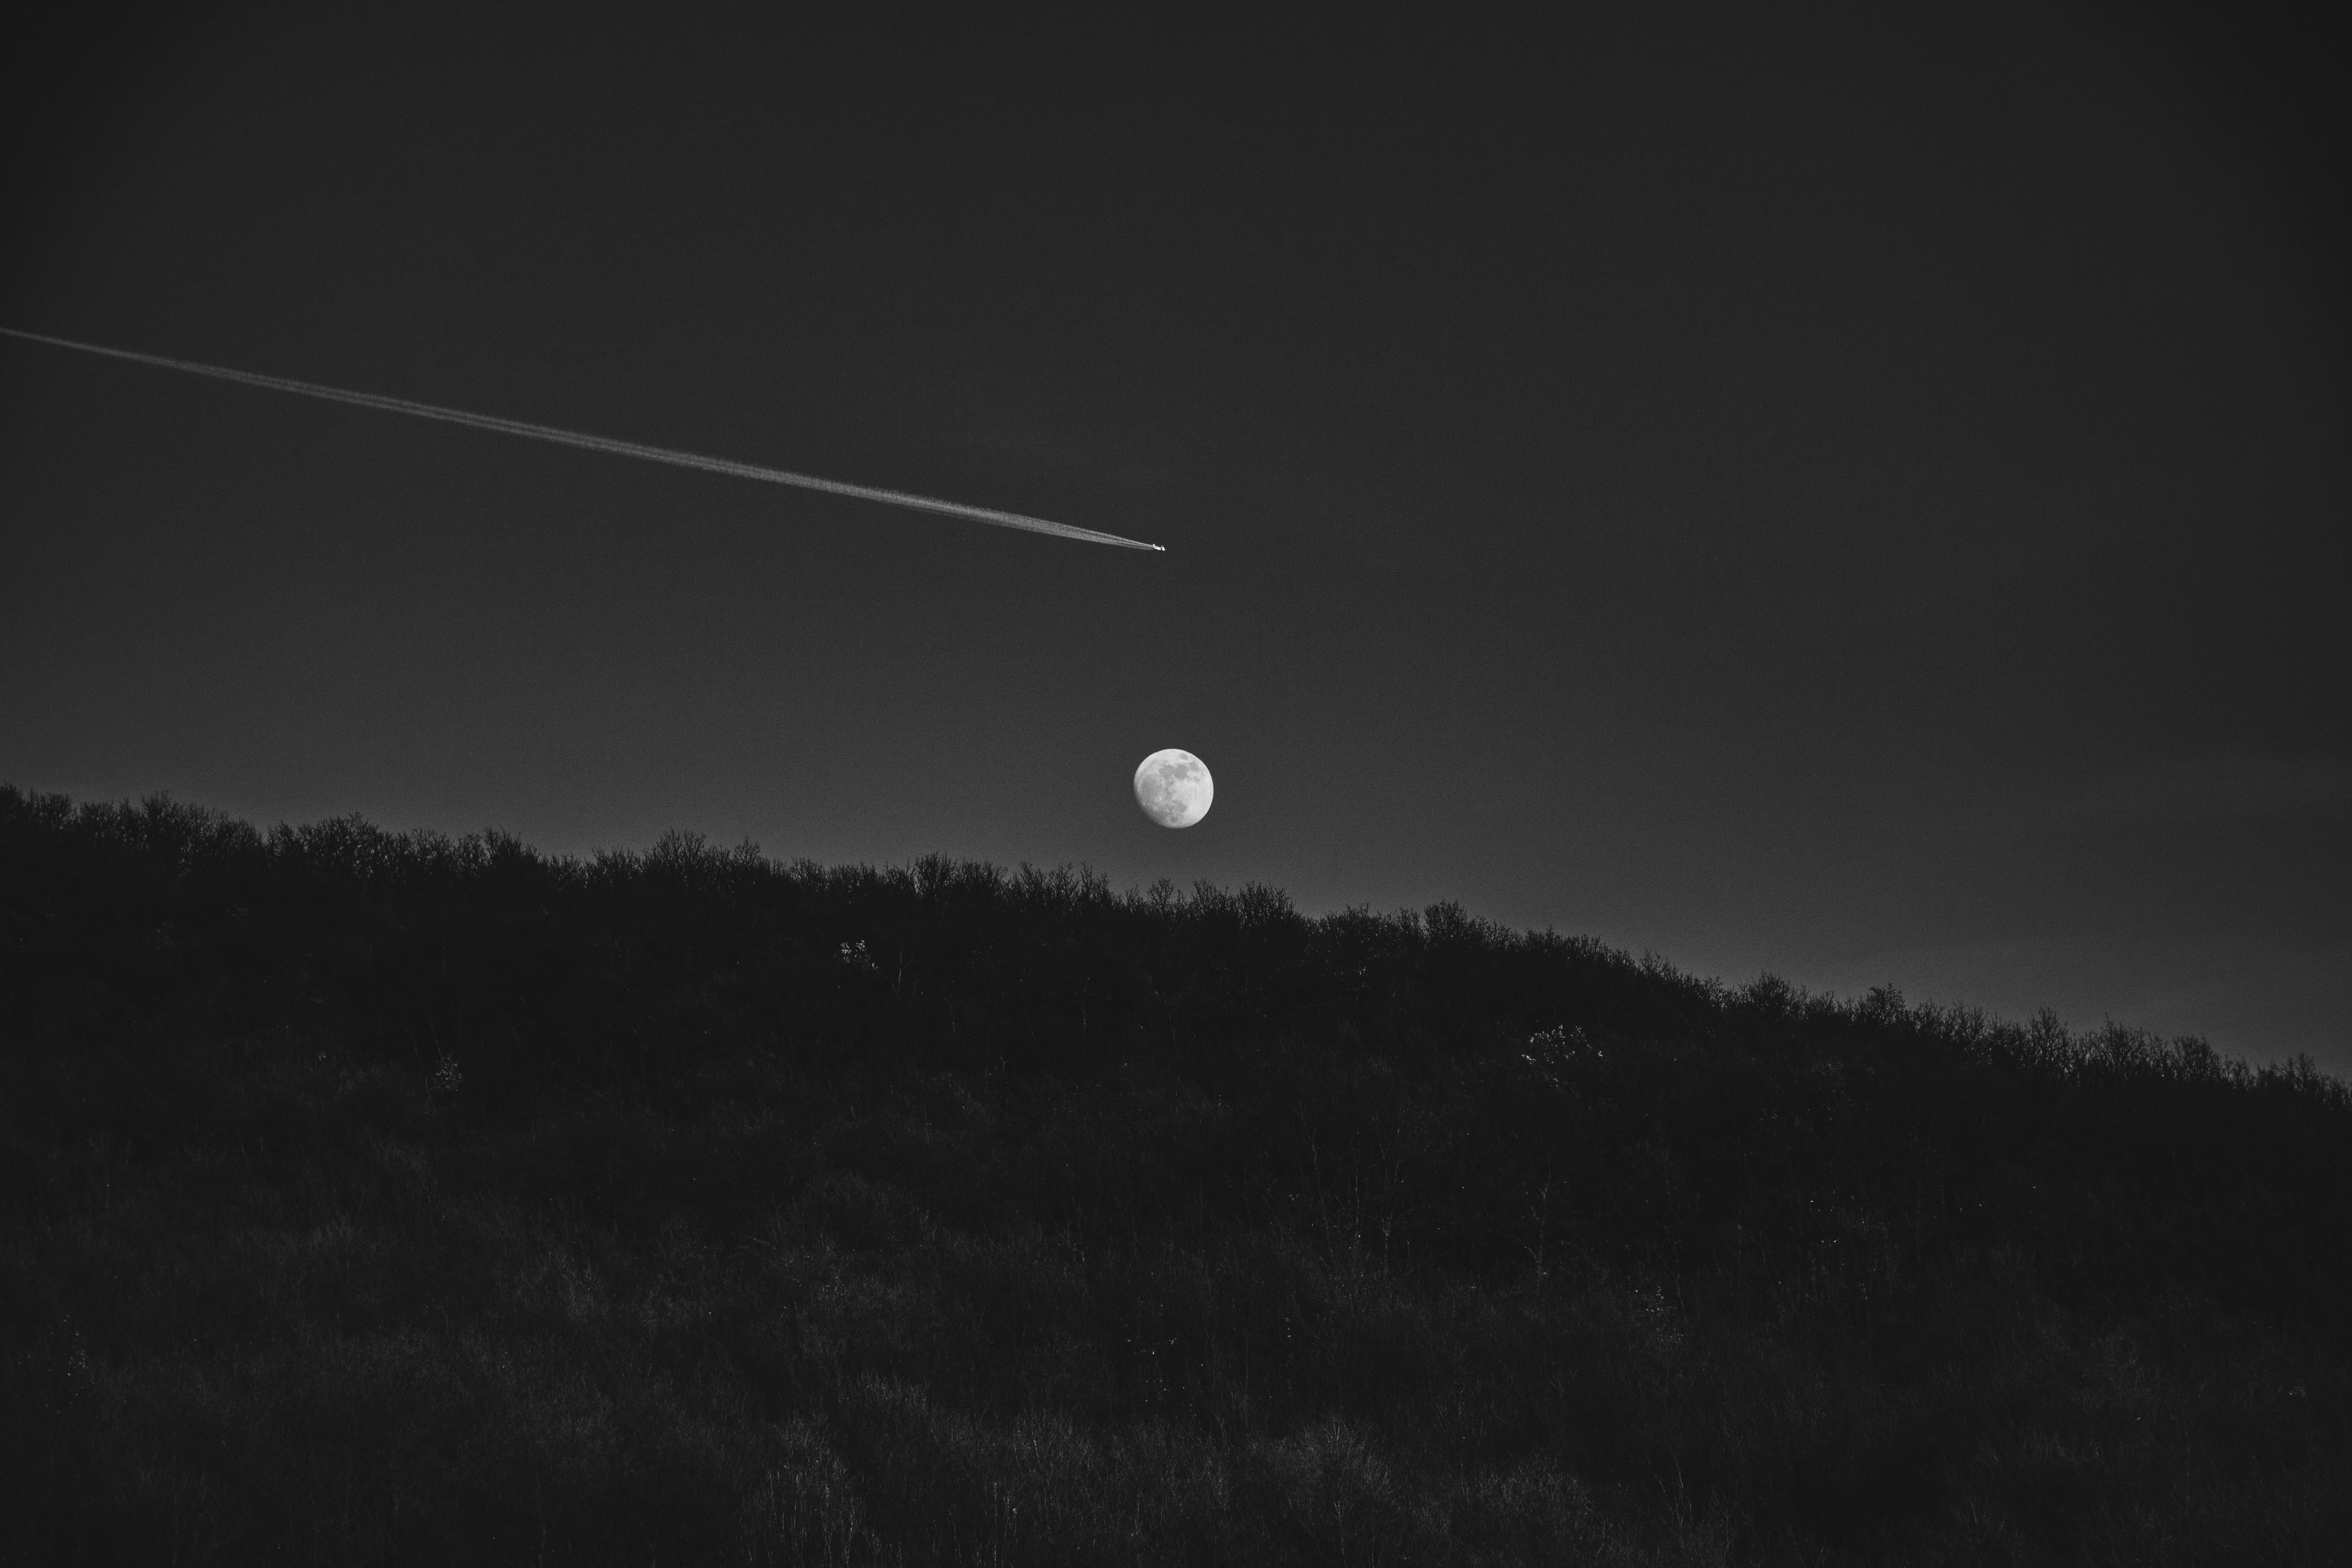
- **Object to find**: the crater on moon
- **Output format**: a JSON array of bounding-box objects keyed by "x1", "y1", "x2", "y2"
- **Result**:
[{"x1": 1134, "y1": 749, "x2": 1213, "y2": 828}]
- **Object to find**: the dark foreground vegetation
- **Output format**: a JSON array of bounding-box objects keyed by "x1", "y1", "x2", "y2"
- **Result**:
[{"x1": 2, "y1": 785, "x2": 2347, "y2": 1565}]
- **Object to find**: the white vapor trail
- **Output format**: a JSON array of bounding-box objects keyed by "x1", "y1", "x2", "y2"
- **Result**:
[{"x1": 0, "y1": 326, "x2": 1165, "y2": 552}]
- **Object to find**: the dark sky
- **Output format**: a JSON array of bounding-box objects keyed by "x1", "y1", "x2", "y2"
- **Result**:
[{"x1": 4, "y1": 4, "x2": 2345, "y2": 1070}]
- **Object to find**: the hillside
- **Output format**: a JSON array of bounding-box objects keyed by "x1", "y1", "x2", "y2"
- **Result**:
[{"x1": 3, "y1": 785, "x2": 2347, "y2": 1564}]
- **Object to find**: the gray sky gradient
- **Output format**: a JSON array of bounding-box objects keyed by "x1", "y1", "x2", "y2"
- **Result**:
[{"x1": 1, "y1": 3, "x2": 2341, "y2": 1073}]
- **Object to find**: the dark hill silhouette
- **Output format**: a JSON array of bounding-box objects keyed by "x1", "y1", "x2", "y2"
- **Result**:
[{"x1": 3, "y1": 784, "x2": 2346, "y2": 1564}]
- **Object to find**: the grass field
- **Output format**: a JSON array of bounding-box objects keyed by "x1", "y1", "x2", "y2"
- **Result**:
[{"x1": 4, "y1": 785, "x2": 2346, "y2": 1563}]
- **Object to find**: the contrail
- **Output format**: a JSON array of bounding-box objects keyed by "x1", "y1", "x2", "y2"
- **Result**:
[{"x1": 0, "y1": 325, "x2": 1165, "y2": 552}]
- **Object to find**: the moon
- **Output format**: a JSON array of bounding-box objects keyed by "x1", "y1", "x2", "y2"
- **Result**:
[{"x1": 1134, "y1": 749, "x2": 1214, "y2": 828}]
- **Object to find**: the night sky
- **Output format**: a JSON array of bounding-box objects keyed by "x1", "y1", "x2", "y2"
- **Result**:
[{"x1": 4, "y1": 5, "x2": 2344, "y2": 1070}]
